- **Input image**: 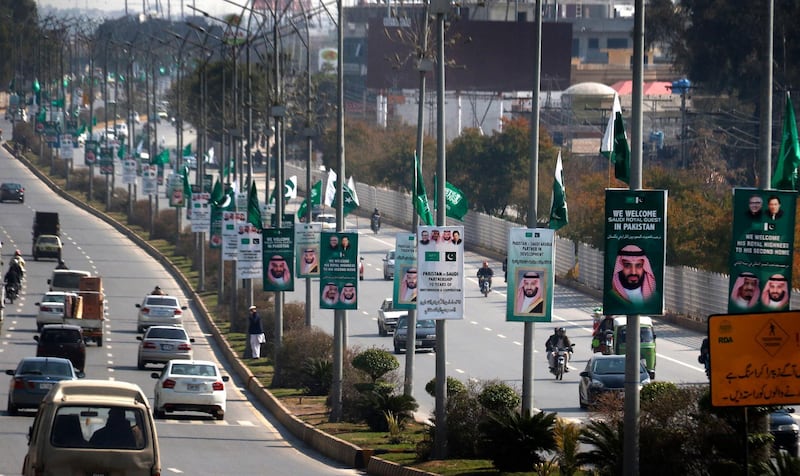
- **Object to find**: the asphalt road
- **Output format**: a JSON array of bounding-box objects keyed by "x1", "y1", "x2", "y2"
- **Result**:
[{"x1": 0, "y1": 142, "x2": 359, "y2": 475}]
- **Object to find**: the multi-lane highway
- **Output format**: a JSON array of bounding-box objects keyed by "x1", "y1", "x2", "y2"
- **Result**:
[
  {"x1": 0, "y1": 144, "x2": 359, "y2": 474},
  {"x1": 0, "y1": 121, "x2": 710, "y2": 473}
]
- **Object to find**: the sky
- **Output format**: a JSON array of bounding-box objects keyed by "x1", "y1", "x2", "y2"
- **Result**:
[{"x1": 37, "y1": 0, "x2": 243, "y2": 19}]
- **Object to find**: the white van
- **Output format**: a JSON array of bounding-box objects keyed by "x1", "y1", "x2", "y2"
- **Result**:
[
  {"x1": 48, "y1": 270, "x2": 91, "y2": 292},
  {"x1": 23, "y1": 380, "x2": 160, "y2": 476}
]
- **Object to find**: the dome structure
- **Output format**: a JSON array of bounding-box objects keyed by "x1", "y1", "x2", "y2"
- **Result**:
[{"x1": 562, "y1": 82, "x2": 618, "y2": 125}]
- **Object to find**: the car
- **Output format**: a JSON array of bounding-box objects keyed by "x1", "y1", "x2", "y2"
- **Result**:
[
  {"x1": 578, "y1": 354, "x2": 651, "y2": 409},
  {"x1": 6, "y1": 357, "x2": 84, "y2": 415},
  {"x1": 770, "y1": 408, "x2": 800, "y2": 457},
  {"x1": 0, "y1": 182, "x2": 24, "y2": 203},
  {"x1": 114, "y1": 123, "x2": 128, "y2": 139},
  {"x1": 34, "y1": 324, "x2": 87, "y2": 373},
  {"x1": 151, "y1": 359, "x2": 229, "y2": 420},
  {"x1": 136, "y1": 294, "x2": 187, "y2": 333},
  {"x1": 48, "y1": 269, "x2": 92, "y2": 292},
  {"x1": 35, "y1": 291, "x2": 78, "y2": 331},
  {"x1": 393, "y1": 316, "x2": 436, "y2": 353},
  {"x1": 377, "y1": 298, "x2": 406, "y2": 336},
  {"x1": 23, "y1": 380, "x2": 160, "y2": 475},
  {"x1": 314, "y1": 213, "x2": 337, "y2": 231},
  {"x1": 137, "y1": 326, "x2": 195, "y2": 369},
  {"x1": 33, "y1": 234, "x2": 63, "y2": 261},
  {"x1": 382, "y1": 250, "x2": 396, "y2": 280}
]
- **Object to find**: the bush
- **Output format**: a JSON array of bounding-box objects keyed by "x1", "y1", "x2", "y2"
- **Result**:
[
  {"x1": 273, "y1": 327, "x2": 333, "y2": 389},
  {"x1": 640, "y1": 380, "x2": 679, "y2": 403},
  {"x1": 424, "y1": 376, "x2": 466, "y2": 398},
  {"x1": 355, "y1": 390, "x2": 418, "y2": 431},
  {"x1": 302, "y1": 357, "x2": 333, "y2": 396},
  {"x1": 351, "y1": 348, "x2": 399, "y2": 382},
  {"x1": 437, "y1": 380, "x2": 489, "y2": 458},
  {"x1": 478, "y1": 409, "x2": 557, "y2": 472},
  {"x1": 478, "y1": 381, "x2": 521, "y2": 413}
]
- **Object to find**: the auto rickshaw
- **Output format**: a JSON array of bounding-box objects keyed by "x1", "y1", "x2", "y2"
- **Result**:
[{"x1": 612, "y1": 316, "x2": 656, "y2": 379}]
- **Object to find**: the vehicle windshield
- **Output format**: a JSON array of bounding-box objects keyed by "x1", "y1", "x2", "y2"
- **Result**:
[
  {"x1": 387, "y1": 251, "x2": 395, "y2": 260},
  {"x1": 52, "y1": 273, "x2": 89, "y2": 290},
  {"x1": 396, "y1": 317, "x2": 432, "y2": 329},
  {"x1": 51, "y1": 406, "x2": 147, "y2": 449},
  {"x1": 41, "y1": 329, "x2": 82, "y2": 344},
  {"x1": 592, "y1": 358, "x2": 626, "y2": 375},
  {"x1": 145, "y1": 297, "x2": 179, "y2": 307},
  {"x1": 19, "y1": 359, "x2": 73, "y2": 376},
  {"x1": 39, "y1": 236, "x2": 59, "y2": 245},
  {"x1": 170, "y1": 363, "x2": 217, "y2": 376},
  {"x1": 146, "y1": 328, "x2": 187, "y2": 340},
  {"x1": 42, "y1": 293, "x2": 67, "y2": 304}
]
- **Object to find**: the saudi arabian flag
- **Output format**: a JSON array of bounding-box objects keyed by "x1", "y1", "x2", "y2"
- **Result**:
[
  {"x1": 600, "y1": 94, "x2": 630, "y2": 185},
  {"x1": 434, "y1": 175, "x2": 469, "y2": 221},
  {"x1": 549, "y1": 150, "x2": 568, "y2": 230},
  {"x1": 772, "y1": 92, "x2": 800, "y2": 191},
  {"x1": 247, "y1": 180, "x2": 262, "y2": 229},
  {"x1": 414, "y1": 153, "x2": 434, "y2": 226},
  {"x1": 151, "y1": 149, "x2": 170, "y2": 165},
  {"x1": 297, "y1": 180, "x2": 322, "y2": 220}
]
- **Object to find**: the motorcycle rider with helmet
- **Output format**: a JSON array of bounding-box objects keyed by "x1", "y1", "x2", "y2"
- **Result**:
[
  {"x1": 370, "y1": 208, "x2": 381, "y2": 233},
  {"x1": 4, "y1": 252, "x2": 24, "y2": 303},
  {"x1": 476, "y1": 261, "x2": 494, "y2": 293},
  {"x1": 545, "y1": 327, "x2": 573, "y2": 372},
  {"x1": 592, "y1": 315, "x2": 615, "y2": 353}
]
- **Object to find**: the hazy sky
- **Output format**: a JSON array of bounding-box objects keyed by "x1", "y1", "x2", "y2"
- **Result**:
[{"x1": 38, "y1": 0, "x2": 242, "y2": 18}]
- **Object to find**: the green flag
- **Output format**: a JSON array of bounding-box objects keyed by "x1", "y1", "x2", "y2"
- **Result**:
[
  {"x1": 433, "y1": 176, "x2": 469, "y2": 221},
  {"x1": 331, "y1": 180, "x2": 359, "y2": 216},
  {"x1": 182, "y1": 166, "x2": 191, "y2": 199},
  {"x1": 772, "y1": 92, "x2": 800, "y2": 190},
  {"x1": 414, "y1": 153, "x2": 434, "y2": 226},
  {"x1": 183, "y1": 144, "x2": 192, "y2": 157},
  {"x1": 549, "y1": 151, "x2": 568, "y2": 230},
  {"x1": 117, "y1": 142, "x2": 126, "y2": 159},
  {"x1": 269, "y1": 176, "x2": 298, "y2": 203},
  {"x1": 600, "y1": 94, "x2": 630, "y2": 185},
  {"x1": 297, "y1": 180, "x2": 322, "y2": 220},
  {"x1": 209, "y1": 179, "x2": 224, "y2": 207},
  {"x1": 32, "y1": 78, "x2": 40, "y2": 93},
  {"x1": 152, "y1": 149, "x2": 170, "y2": 165},
  {"x1": 247, "y1": 180, "x2": 262, "y2": 229}
]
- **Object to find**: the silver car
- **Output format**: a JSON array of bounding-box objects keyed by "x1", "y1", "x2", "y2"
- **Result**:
[
  {"x1": 137, "y1": 326, "x2": 194, "y2": 369},
  {"x1": 382, "y1": 250, "x2": 396, "y2": 280},
  {"x1": 136, "y1": 295, "x2": 187, "y2": 333},
  {"x1": 35, "y1": 292, "x2": 76, "y2": 332}
]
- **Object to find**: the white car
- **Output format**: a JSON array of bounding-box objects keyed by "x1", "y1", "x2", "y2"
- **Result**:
[
  {"x1": 135, "y1": 295, "x2": 187, "y2": 333},
  {"x1": 137, "y1": 326, "x2": 194, "y2": 369},
  {"x1": 151, "y1": 359, "x2": 229, "y2": 420},
  {"x1": 314, "y1": 213, "x2": 337, "y2": 231},
  {"x1": 35, "y1": 292, "x2": 77, "y2": 332}
]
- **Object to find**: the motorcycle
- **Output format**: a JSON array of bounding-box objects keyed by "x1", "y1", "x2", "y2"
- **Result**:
[
  {"x1": 370, "y1": 216, "x2": 381, "y2": 234},
  {"x1": 550, "y1": 345, "x2": 574, "y2": 380},
  {"x1": 592, "y1": 330, "x2": 614, "y2": 355},
  {"x1": 5, "y1": 281, "x2": 19, "y2": 304},
  {"x1": 479, "y1": 276, "x2": 491, "y2": 297}
]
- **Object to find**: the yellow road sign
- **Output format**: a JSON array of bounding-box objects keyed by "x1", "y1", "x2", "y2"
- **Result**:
[{"x1": 709, "y1": 311, "x2": 800, "y2": 407}]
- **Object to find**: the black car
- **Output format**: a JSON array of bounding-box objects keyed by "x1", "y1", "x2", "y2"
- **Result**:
[
  {"x1": 393, "y1": 316, "x2": 436, "y2": 353},
  {"x1": 578, "y1": 354, "x2": 651, "y2": 409},
  {"x1": 770, "y1": 408, "x2": 800, "y2": 457},
  {"x1": 0, "y1": 182, "x2": 24, "y2": 203},
  {"x1": 34, "y1": 324, "x2": 87, "y2": 373}
]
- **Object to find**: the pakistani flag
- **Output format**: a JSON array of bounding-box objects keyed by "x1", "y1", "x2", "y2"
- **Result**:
[
  {"x1": 600, "y1": 93, "x2": 630, "y2": 185},
  {"x1": 414, "y1": 153, "x2": 434, "y2": 226},
  {"x1": 772, "y1": 92, "x2": 800, "y2": 191},
  {"x1": 151, "y1": 149, "x2": 170, "y2": 165},
  {"x1": 331, "y1": 179, "x2": 359, "y2": 216},
  {"x1": 324, "y1": 169, "x2": 336, "y2": 206},
  {"x1": 549, "y1": 151, "x2": 568, "y2": 230},
  {"x1": 434, "y1": 175, "x2": 469, "y2": 221},
  {"x1": 247, "y1": 181, "x2": 262, "y2": 229},
  {"x1": 269, "y1": 175, "x2": 298, "y2": 203},
  {"x1": 297, "y1": 180, "x2": 322, "y2": 220},
  {"x1": 183, "y1": 144, "x2": 192, "y2": 157},
  {"x1": 347, "y1": 176, "x2": 359, "y2": 207}
]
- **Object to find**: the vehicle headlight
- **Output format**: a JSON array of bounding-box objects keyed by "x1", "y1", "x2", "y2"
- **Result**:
[
  {"x1": 589, "y1": 380, "x2": 605, "y2": 390},
  {"x1": 424, "y1": 334, "x2": 436, "y2": 339},
  {"x1": 776, "y1": 424, "x2": 800, "y2": 433}
]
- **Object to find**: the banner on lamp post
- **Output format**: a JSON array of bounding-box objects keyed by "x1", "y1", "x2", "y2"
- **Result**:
[
  {"x1": 190, "y1": 191, "x2": 211, "y2": 233},
  {"x1": 319, "y1": 232, "x2": 359, "y2": 310},
  {"x1": 295, "y1": 223, "x2": 322, "y2": 278},
  {"x1": 222, "y1": 210, "x2": 245, "y2": 261},
  {"x1": 506, "y1": 228, "x2": 554, "y2": 322},
  {"x1": 417, "y1": 226, "x2": 464, "y2": 320},
  {"x1": 262, "y1": 228, "x2": 295, "y2": 292},
  {"x1": 393, "y1": 233, "x2": 418, "y2": 309},
  {"x1": 236, "y1": 221, "x2": 263, "y2": 279}
]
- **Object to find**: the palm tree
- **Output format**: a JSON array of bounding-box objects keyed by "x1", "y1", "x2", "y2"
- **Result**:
[
  {"x1": 479, "y1": 409, "x2": 557, "y2": 472},
  {"x1": 577, "y1": 419, "x2": 624, "y2": 476}
]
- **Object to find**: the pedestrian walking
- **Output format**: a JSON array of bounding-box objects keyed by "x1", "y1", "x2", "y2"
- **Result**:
[{"x1": 248, "y1": 305, "x2": 265, "y2": 359}]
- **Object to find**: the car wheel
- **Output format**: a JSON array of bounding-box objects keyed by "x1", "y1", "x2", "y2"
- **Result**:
[
  {"x1": 579, "y1": 391, "x2": 588, "y2": 410},
  {"x1": 154, "y1": 408, "x2": 165, "y2": 419},
  {"x1": 33, "y1": 253, "x2": 38, "y2": 261},
  {"x1": 378, "y1": 324, "x2": 387, "y2": 337},
  {"x1": 394, "y1": 344, "x2": 402, "y2": 354},
  {"x1": 137, "y1": 326, "x2": 145, "y2": 333},
  {"x1": 97, "y1": 336, "x2": 103, "y2": 347},
  {"x1": 7, "y1": 397, "x2": 18, "y2": 416},
  {"x1": 137, "y1": 360, "x2": 146, "y2": 370},
  {"x1": 215, "y1": 410, "x2": 225, "y2": 421},
  {"x1": 37, "y1": 324, "x2": 43, "y2": 332}
]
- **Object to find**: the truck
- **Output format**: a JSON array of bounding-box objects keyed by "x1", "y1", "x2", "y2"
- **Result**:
[
  {"x1": 377, "y1": 298, "x2": 407, "y2": 336},
  {"x1": 59, "y1": 276, "x2": 105, "y2": 346},
  {"x1": 32, "y1": 211, "x2": 60, "y2": 242}
]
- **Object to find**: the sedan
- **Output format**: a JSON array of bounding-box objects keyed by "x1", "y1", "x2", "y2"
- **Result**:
[
  {"x1": 137, "y1": 326, "x2": 194, "y2": 369},
  {"x1": 382, "y1": 250, "x2": 396, "y2": 280},
  {"x1": 33, "y1": 234, "x2": 63, "y2": 261},
  {"x1": 0, "y1": 182, "x2": 24, "y2": 203},
  {"x1": 6, "y1": 357, "x2": 84, "y2": 415},
  {"x1": 578, "y1": 354, "x2": 651, "y2": 409},
  {"x1": 136, "y1": 294, "x2": 187, "y2": 333},
  {"x1": 35, "y1": 291, "x2": 75, "y2": 331},
  {"x1": 770, "y1": 408, "x2": 800, "y2": 457},
  {"x1": 151, "y1": 359, "x2": 229, "y2": 420},
  {"x1": 393, "y1": 316, "x2": 436, "y2": 353}
]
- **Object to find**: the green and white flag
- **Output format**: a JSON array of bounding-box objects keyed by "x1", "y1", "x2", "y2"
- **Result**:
[
  {"x1": 434, "y1": 175, "x2": 469, "y2": 221},
  {"x1": 297, "y1": 180, "x2": 322, "y2": 220},
  {"x1": 324, "y1": 169, "x2": 336, "y2": 206},
  {"x1": 549, "y1": 151, "x2": 568, "y2": 230},
  {"x1": 414, "y1": 153, "x2": 434, "y2": 226},
  {"x1": 600, "y1": 94, "x2": 630, "y2": 185},
  {"x1": 332, "y1": 179, "x2": 359, "y2": 216},
  {"x1": 772, "y1": 92, "x2": 800, "y2": 191},
  {"x1": 269, "y1": 175, "x2": 298, "y2": 203},
  {"x1": 347, "y1": 176, "x2": 359, "y2": 207},
  {"x1": 247, "y1": 180, "x2": 262, "y2": 229}
]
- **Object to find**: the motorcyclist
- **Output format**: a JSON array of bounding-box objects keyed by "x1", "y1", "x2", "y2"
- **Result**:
[
  {"x1": 592, "y1": 315, "x2": 615, "y2": 353},
  {"x1": 11, "y1": 250, "x2": 25, "y2": 274},
  {"x1": 699, "y1": 337, "x2": 710, "y2": 377},
  {"x1": 370, "y1": 208, "x2": 381, "y2": 232},
  {"x1": 4, "y1": 260, "x2": 23, "y2": 301},
  {"x1": 56, "y1": 259, "x2": 69, "y2": 270},
  {"x1": 545, "y1": 327, "x2": 572, "y2": 372},
  {"x1": 476, "y1": 261, "x2": 494, "y2": 289}
]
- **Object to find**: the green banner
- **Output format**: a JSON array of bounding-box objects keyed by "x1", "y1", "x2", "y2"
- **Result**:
[
  {"x1": 262, "y1": 228, "x2": 295, "y2": 292},
  {"x1": 727, "y1": 189, "x2": 797, "y2": 313},
  {"x1": 319, "y1": 232, "x2": 359, "y2": 310},
  {"x1": 392, "y1": 233, "x2": 418, "y2": 309},
  {"x1": 506, "y1": 228, "x2": 554, "y2": 322},
  {"x1": 209, "y1": 207, "x2": 222, "y2": 249},
  {"x1": 603, "y1": 189, "x2": 667, "y2": 316}
]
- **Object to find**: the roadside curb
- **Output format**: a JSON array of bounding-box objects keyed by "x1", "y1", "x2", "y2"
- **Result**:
[{"x1": 8, "y1": 147, "x2": 432, "y2": 476}]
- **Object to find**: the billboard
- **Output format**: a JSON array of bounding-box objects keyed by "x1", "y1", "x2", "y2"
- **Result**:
[
  {"x1": 417, "y1": 226, "x2": 464, "y2": 320},
  {"x1": 506, "y1": 228, "x2": 554, "y2": 322}
]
